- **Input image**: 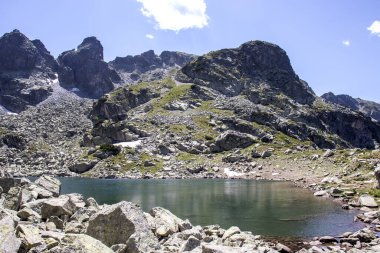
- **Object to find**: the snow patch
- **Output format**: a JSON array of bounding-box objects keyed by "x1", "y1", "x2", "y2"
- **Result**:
[
  {"x1": 114, "y1": 140, "x2": 142, "y2": 148},
  {"x1": 223, "y1": 168, "x2": 244, "y2": 178},
  {"x1": 70, "y1": 88, "x2": 80, "y2": 92},
  {"x1": 0, "y1": 104, "x2": 18, "y2": 115}
]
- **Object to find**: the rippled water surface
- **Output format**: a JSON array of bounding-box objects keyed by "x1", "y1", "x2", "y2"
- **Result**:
[{"x1": 59, "y1": 178, "x2": 362, "y2": 238}]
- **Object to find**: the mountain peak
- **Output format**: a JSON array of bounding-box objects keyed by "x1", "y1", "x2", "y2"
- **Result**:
[
  {"x1": 176, "y1": 40, "x2": 314, "y2": 104},
  {"x1": 77, "y1": 36, "x2": 104, "y2": 60}
]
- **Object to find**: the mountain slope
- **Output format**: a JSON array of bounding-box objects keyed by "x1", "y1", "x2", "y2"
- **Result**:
[
  {"x1": 109, "y1": 50, "x2": 196, "y2": 84},
  {"x1": 322, "y1": 92, "x2": 380, "y2": 122},
  {"x1": 87, "y1": 41, "x2": 380, "y2": 152}
]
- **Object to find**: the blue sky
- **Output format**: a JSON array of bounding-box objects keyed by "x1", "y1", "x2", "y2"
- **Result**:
[{"x1": 1, "y1": 0, "x2": 380, "y2": 102}]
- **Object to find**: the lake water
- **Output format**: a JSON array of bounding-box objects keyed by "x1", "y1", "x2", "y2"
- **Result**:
[{"x1": 59, "y1": 178, "x2": 362, "y2": 238}]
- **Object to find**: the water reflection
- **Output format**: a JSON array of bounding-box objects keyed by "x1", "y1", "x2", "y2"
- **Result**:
[{"x1": 60, "y1": 178, "x2": 362, "y2": 238}]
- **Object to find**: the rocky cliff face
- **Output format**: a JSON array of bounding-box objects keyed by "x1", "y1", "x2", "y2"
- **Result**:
[
  {"x1": 109, "y1": 50, "x2": 196, "y2": 83},
  {"x1": 322, "y1": 92, "x2": 380, "y2": 122},
  {"x1": 176, "y1": 40, "x2": 315, "y2": 105},
  {"x1": 0, "y1": 30, "x2": 57, "y2": 112},
  {"x1": 57, "y1": 37, "x2": 121, "y2": 98}
]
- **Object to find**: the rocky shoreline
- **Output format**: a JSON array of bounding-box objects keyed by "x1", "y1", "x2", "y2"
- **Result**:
[{"x1": 1, "y1": 174, "x2": 380, "y2": 252}]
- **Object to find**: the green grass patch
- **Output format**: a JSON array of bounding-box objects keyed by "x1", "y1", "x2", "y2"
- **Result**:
[
  {"x1": 147, "y1": 84, "x2": 192, "y2": 115},
  {"x1": 99, "y1": 144, "x2": 121, "y2": 155},
  {"x1": 192, "y1": 115, "x2": 218, "y2": 141},
  {"x1": 0, "y1": 127, "x2": 7, "y2": 136},
  {"x1": 130, "y1": 78, "x2": 175, "y2": 94},
  {"x1": 197, "y1": 101, "x2": 233, "y2": 116},
  {"x1": 108, "y1": 151, "x2": 163, "y2": 174}
]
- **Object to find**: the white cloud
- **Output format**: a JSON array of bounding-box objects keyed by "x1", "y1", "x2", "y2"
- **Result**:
[
  {"x1": 145, "y1": 34, "x2": 155, "y2": 39},
  {"x1": 136, "y1": 0, "x2": 209, "y2": 32},
  {"x1": 342, "y1": 40, "x2": 350, "y2": 46},
  {"x1": 368, "y1": 20, "x2": 380, "y2": 37}
]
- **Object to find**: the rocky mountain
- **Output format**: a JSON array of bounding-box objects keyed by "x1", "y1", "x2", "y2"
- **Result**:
[
  {"x1": 109, "y1": 50, "x2": 196, "y2": 83},
  {"x1": 87, "y1": 41, "x2": 380, "y2": 153},
  {"x1": 57, "y1": 37, "x2": 121, "y2": 98},
  {"x1": 322, "y1": 92, "x2": 380, "y2": 121},
  {"x1": 0, "y1": 29, "x2": 57, "y2": 112},
  {"x1": 1, "y1": 32, "x2": 380, "y2": 181}
]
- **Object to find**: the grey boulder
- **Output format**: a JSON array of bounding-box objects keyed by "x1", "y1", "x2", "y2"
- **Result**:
[{"x1": 86, "y1": 201, "x2": 160, "y2": 252}]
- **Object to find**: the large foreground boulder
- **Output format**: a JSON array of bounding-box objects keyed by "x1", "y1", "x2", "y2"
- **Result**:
[
  {"x1": 0, "y1": 208, "x2": 21, "y2": 253},
  {"x1": 86, "y1": 201, "x2": 160, "y2": 252},
  {"x1": 50, "y1": 234, "x2": 113, "y2": 253}
]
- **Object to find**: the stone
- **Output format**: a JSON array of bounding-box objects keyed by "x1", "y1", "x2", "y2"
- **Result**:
[
  {"x1": 261, "y1": 150, "x2": 272, "y2": 158},
  {"x1": 3, "y1": 186, "x2": 21, "y2": 210},
  {"x1": 179, "y1": 235, "x2": 201, "y2": 252},
  {"x1": 29, "y1": 184, "x2": 54, "y2": 199},
  {"x1": 375, "y1": 166, "x2": 380, "y2": 189},
  {"x1": 319, "y1": 236, "x2": 338, "y2": 243},
  {"x1": 18, "y1": 188, "x2": 35, "y2": 206},
  {"x1": 85, "y1": 197, "x2": 99, "y2": 209},
  {"x1": 149, "y1": 206, "x2": 184, "y2": 237},
  {"x1": 212, "y1": 131, "x2": 257, "y2": 152},
  {"x1": 322, "y1": 149, "x2": 334, "y2": 158},
  {"x1": 314, "y1": 190, "x2": 328, "y2": 197},
  {"x1": 251, "y1": 150, "x2": 261, "y2": 158},
  {"x1": 358, "y1": 194, "x2": 378, "y2": 208},
  {"x1": 48, "y1": 216, "x2": 64, "y2": 230},
  {"x1": 54, "y1": 233, "x2": 114, "y2": 253},
  {"x1": 69, "y1": 160, "x2": 98, "y2": 174},
  {"x1": 65, "y1": 221, "x2": 85, "y2": 233},
  {"x1": 178, "y1": 226, "x2": 203, "y2": 240},
  {"x1": 86, "y1": 201, "x2": 160, "y2": 251},
  {"x1": 164, "y1": 101, "x2": 189, "y2": 111},
  {"x1": 201, "y1": 244, "x2": 243, "y2": 253},
  {"x1": 17, "y1": 207, "x2": 41, "y2": 221},
  {"x1": 16, "y1": 224, "x2": 44, "y2": 250},
  {"x1": 222, "y1": 226, "x2": 241, "y2": 241},
  {"x1": 40, "y1": 195, "x2": 78, "y2": 219},
  {"x1": 46, "y1": 221, "x2": 57, "y2": 231},
  {"x1": 0, "y1": 177, "x2": 21, "y2": 193},
  {"x1": 35, "y1": 175, "x2": 61, "y2": 197},
  {"x1": 276, "y1": 243, "x2": 293, "y2": 253},
  {"x1": 0, "y1": 208, "x2": 21, "y2": 253},
  {"x1": 179, "y1": 219, "x2": 193, "y2": 231},
  {"x1": 111, "y1": 244, "x2": 127, "y2": 253}
]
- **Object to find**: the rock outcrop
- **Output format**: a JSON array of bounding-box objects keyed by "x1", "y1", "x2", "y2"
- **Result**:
[
  {"x1": 173, "y1": 41, "x2": 380, "y2": 149},
  {"x1": 0, "y1": 208, "x2": 21, "y2": 253},
  {"x1": 109, "y1": 50, "x2": 196, "y2": 83},
  {"x1": 86, "y1": 201, "x2": 160, "y2": 252},
  {"x1": 322, "y1": 92, "x2": 380, "y2": 121},
  {"x1": 0, "y1": 30, "x2": 57, "y2": 112},
  {"x1": 57, "y1": 37, "x2": 121, "y2": 98},
  {"x1": 176, "y1": 40, "x2": 316, "y2": 105}
]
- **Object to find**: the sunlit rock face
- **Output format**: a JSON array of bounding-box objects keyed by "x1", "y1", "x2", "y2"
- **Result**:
[{"x1": 176, "y1": 40, "x2": 316, "y2": 105}]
